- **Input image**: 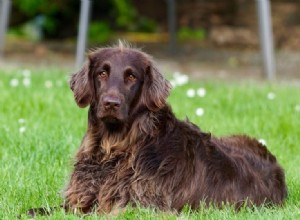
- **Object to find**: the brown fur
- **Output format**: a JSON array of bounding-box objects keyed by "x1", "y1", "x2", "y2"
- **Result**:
[{"x1": 64, "y1": 43, "x2": 287, "y2": 214}]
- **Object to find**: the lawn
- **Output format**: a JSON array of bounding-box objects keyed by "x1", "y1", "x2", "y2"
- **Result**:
[{"x1": 0, "y1": 68, "x2": 299, "y2": 219}]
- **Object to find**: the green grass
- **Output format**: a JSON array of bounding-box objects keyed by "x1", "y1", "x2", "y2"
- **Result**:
[{"x1": 0, "y1": 68, "x2": 300, "y2": 219}]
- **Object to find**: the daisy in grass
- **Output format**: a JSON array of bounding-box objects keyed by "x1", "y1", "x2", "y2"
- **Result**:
[
  {"x1": 197, "y1": 88, "x2": 206, "y2": 97},
  {"x1": 172, "y1": 72, "x2": 189, "y2": 87},
  {"x1": 45, "y1": 80, "x2": 53, "y2": 88},
  {"x1": 19, "y1": 126, "x2": 26, "y2": 133},
  {"x1": 259, "y1": 139, "x2": 267, "y2": 146},
  {"x1": 22, "y1": 69, "x2": 31, "y2": 77},
  {"x1": 10, "y1": 79, "x2": 19, "y2": 87},
  {"x1": 195, "y1": 107, "x2": 204, "y2": 116},
  {"x1": 186, "y1": 88, "x2": 196, "y2": 98},
  {"x1": 18, "y1": 118, "x2": 26, "y2": 133},
  {"x1": 23, "y1": 78, "x2": 31, "y2": 87},
  {"x1": 267, "y1": 92, "x2": 275, "y2": 100},
  {"x1": 18, "y1": 118, "x2": 26, "y2": 124}
]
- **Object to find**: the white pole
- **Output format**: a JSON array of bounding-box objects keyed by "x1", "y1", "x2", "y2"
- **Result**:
[
  {"x1": 256, "y1": 0, "x2": 276, "y2": 80},
  {"x1": 0, "y1": 0, "x2": 11, "y2": 57},
  {"x1": 75, "y1": 0, "x2": 91, "y2": 69}
]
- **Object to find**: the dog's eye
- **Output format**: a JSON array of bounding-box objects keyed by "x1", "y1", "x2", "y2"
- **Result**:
[
  {"x1": 127, "y1": 74, "x2": 136, "y2": 82},
  {"x1": 98, "y1": 71, "x2": 108, "y2": 79}
]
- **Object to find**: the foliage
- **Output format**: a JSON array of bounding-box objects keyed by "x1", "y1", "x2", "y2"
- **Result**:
[
  {"x1": 11, "y1": 0, "x2": 158, "y2": 41},
  {"x1": 112, "y1": 0, "x2": 137, "y2": 31},
  {"x1": 111, "y1": 0, "x2": 157, "y2": 32},
  {"x1": 0, "y1": 68, "x2": 299, "y2": 219},
  {"x1": 88, "y1": 22, "x2": 112, "y2": 44},
  {"x1": 13, "y1": 0, "x2": 58, "y2": 16},
  {"x1": 13, "y1": 0, "x2": 62, "y2": 35},
  {"x1": 137, "y1": 16, "x2": 157, "y2": 33},
  {"x1": 178, "y1": 27, "x2": 207, "y2": 41}
]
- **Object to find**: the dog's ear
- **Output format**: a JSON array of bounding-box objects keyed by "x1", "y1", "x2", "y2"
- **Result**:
[
  {"x1": 69, "y1": 62, "x2": 92, "y2": 108},
  {"x1": 141, "y1": 62, "x2": 171, "y2": 112}
]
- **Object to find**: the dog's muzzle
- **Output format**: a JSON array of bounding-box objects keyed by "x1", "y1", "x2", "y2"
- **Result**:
[
  {"x1": 103, "y1": 96, "x2": 121, "y2": 111},
  {"x1": 99, "y1": 95, "x2": 126, "y2": 124}
]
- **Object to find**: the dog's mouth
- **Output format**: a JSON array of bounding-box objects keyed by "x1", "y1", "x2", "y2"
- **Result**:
[
  {"x1": 100, "y1": 115, "x2": 126, "y2": 131},
  {"x1": 101, "y1": 115, "x2": 122, "y2": 124},
  {"x1": 99, "y1": 108, "x2": 126, "y2": 125}
]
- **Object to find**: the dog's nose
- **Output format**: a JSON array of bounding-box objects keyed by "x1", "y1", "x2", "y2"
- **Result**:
[{"x1": 103, "y1": 96, "x2": 121, "y2": 109}]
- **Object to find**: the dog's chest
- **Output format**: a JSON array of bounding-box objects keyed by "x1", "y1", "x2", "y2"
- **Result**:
[{"x1": 97, "y1": 153, "x2": 135, "y2": 186}]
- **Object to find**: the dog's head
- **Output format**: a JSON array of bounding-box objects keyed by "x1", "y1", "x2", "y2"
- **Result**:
[{"x1": 70, "y1": 43, "x2": 171, "y2": 126}]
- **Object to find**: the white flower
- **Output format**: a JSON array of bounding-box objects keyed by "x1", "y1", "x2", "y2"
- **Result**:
[
  {"x1": 259, "y1": 139, "x2": 267, "y2": 146},
  {"x1": 176, "y1": 75, "x2": 189, "y2": 86},
  {"x1": 267, "y1": 92, "x2": 275, "y2": 100},
  {"x1": 10, "y1": 79, "x2": 19, "y2": 87},
  {"x1": 18, "y1": 118, "x2": 26, "y2": 124},
  {"x1": 23, "y1": 78, "x2": 31, "y2": 87},
  {"x1": 197, "y1": 88, "x2": 206, "y2": 97},
  {"x1": 45, "y1": 80, "x2": 53, "y2": 88},
  {"x1": 195, "y1": 107, "x2": 205, "y2": 116},
  {"x1": 173, "y1": 72, "x2": 189, "y2": 86},
  {"x1": 22, "y1": 69, "x2": 31, "y2": 77},
  {"x1": 170, "y1": 80, "x2": 177, "y2": 88},
  {"x1": 295, "y1": 105, "x2": 300, "y2": 112},
  {"x1": 186, "y1": 89, "x2": 196, "y2": 97},
  {"x1": 19, "y1": 126, "x2": 26, "y2": 133}
]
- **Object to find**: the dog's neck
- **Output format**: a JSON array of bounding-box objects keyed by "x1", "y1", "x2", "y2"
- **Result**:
[
  {"x1": 77, "y1": 105, "x2": 173, "y2": 161},
  {"x1": 86, "y1": 105, "x2": 158, "y2": 155},
  {"x1": 102, "y1": 121, "x2": 126, "y2": 133}
]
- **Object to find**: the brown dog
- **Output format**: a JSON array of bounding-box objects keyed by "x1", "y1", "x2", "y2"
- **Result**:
[{"x1": 64, "y1": 42, "x2": 287, "y2": 214}]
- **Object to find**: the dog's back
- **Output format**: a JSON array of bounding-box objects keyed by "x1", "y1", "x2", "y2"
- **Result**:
[
  {"x1": 131, "y1": 110, "x2": 288, "y2": 210},
  {"x1": 199, "y1": 134, "x2": 287, "y2": 208}
]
